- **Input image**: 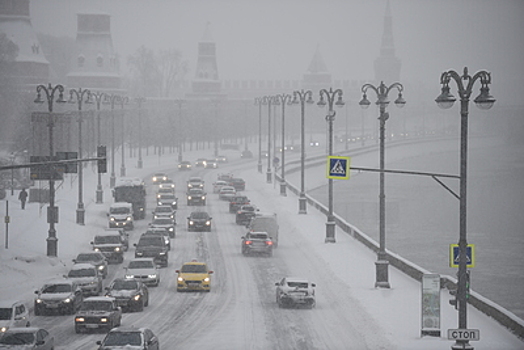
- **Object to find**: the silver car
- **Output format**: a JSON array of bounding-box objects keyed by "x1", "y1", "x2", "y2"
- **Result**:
[
  {"x1": 275, "y1": 277, "x2": 316, "y2": 309},
  {"x1": 125, "y1": 258, "x2": 160, "y2": 287}
]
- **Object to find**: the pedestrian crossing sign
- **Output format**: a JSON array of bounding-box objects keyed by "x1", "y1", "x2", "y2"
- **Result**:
[
  {"x1": 326, "y1": 156, "x2": 350, "y2": 180},
  {"x1": 449, "y1": 244, "x2": 475, "y2": 268}
]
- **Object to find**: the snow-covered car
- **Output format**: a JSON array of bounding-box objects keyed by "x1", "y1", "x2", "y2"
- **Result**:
[
  {"x1": 215, "y1": 155, "x2": 228, "y2": 163},
  {"x1": 156, "y1": 187, "x2": 175, "y2": 198},
  {"x1": 158, "y1": 179, "x2": 175, "y2": 190},
  {"x1": 34, "y1": 280, "x2": 84, "y2": 315},
  {"x1": 187, "y1": 211, "x2": 212, "y2": 232},
  {"x1": 105, "y1": 278, "x2": 149, "y2": 312},
  {"x1": 194, "y1": 158, "x2": 207, "y2": 167},
  {"x1": 66, "y1": 263, "x2": 103, "y2": 296},
  {"x1": 176, "y1": 261, "x2": 213, "y2": 292},
  {"x1": 0, "y1": 327, "x2": 54, "y2": 349},
  {"x1": 156, "y1": 193, "x2": 178, "y2": 210},
  {"x1": 90, "y1": 232, "x2": 126, "y2": 264},
  {"x1": 96, "y1": 327, "x2": 159, "y2": 350},
  {"x1": 186, "y1": 188, "x2": 207, "y2": 206},
  {"x1": 178, "y1": 160, "x2": 192, "y2": 171},
  {"x1": 74, "y1": 296, "x2": 122, "y2": 333},
  {"x1": 204, "y1": 159, "x2": 218, "y2": 168},
  {"x1": 107, "y1": 202, "x2": 134, "y2": 230},
  {"x1": 212, "y1": 180, "x2": 228, "y2": 193},
  {"x1": 241, "y1": 232, "x2": 274, "y2": 257},
  {"x1": 218, "y1": 186, "x2": 236, "y2": 201},
  {"x1": 152, "y1": 205, "x2": 176, "y2": 221},
  {"x1": 125, "y1": 258, "x2": 160, "y2": 287},
  {"x1": 235, "y1": 204, "x2": 258, "y2": 225},
  {"x1": 151, "y1": 173, "x2": 167, "y2": 184},
  {"x1": 143, "y1": 227, "x2": 171, "y2": 250},
  {"x1": 73, "y1": 252, "x2": 108, "y2": 279},
  {"x1": 228, "y1": 177, "x2": 246, "y2": 191},
  {"x1": 0, "y1": 300, "x2": 30, "y2": 332},
  {"x1": 229, "y1": 195, "x2": 250, "y2": 213},
  {"x1": 275, "y1": 277, "x2": 316, "y2": 308},
  {"x1": 187, "y1": 177, "x2": 205, "y2": 189},
  {"x1": 149, "y1": 217, "x2": 176, "y2": 238},
  {"x1": 133, "y1": 235, "x2": 169, "y2": 267}
]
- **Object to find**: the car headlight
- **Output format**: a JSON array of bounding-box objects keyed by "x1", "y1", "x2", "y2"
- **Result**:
[
  {"x1": 100, "y1": 318, "x2": 108, "y2": 323},
  {"x1": 110, "y1": 217, "x2": 115, "y2": 221},
  {"x1": 159, "y1": 252, "x2": 166, "y2": 256},
  {"x1": 36, "y1": 299, "x2": 43, "y2": 303},
  {"x1": 114, "y1": 247, "x2": 121, "y2": 252},
  {"x1": 94, "y1": 248, "x2": 100, "y2": 252},
  {"x1": 136, "y1": 252, "x2": 143, "y2": 256},
  {"x1": 127, "y1": 216, "x2": 132, "y2": 221},
  {"x1": 133, "y1": 294, "x2": 141, "y2": 301},
  {"x1": 189, "y1": 220, "x2": 194, "y2": 225},
  {"x1": 75, "y1": 317, "x2": 85, "y2": 322},
  {"x1": 157, "y1": 194, "x2": 161, "y2": 198},
  {"x1": 98, "y1": 265, "x2": 105, "y2": 271},
  {"x1": 172, "y1": 201, "x2": 177, "y2": 206},
  {"x1": 164, "y1": 238, "x2": 169, "y2": 244},
  {"x1": 169, "y1": 227, "x2": 174, "y2": 232},
  {"x1": 125, "y1": 274, "x2": 134, "y2": 279},
  {"x1": 177, "y1": 277, "x2": 184, "y2": 282},
  {"x1": 201, "y1": 196, "x2": 206, "y2": 200},
  {"x1": 203, "y1": 277, "x2": 210, "y2": 282},
  {"x1": 205, "y1": 221, "x2": 211, "y2": 225},
  {"x1": 187, "y1": 196, "x2": 192, "y2": 200},
  {"x1": 148, "y1": 274, "x2": 157, "y2": 279},
  {"x1": 64, "y1": 298, "x2": 72, "y2": 303}
]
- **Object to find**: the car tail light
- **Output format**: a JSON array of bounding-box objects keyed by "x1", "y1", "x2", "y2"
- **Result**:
[
  {"x1": 266, "y1": 241, "x2": 273, "y2": 245},
  {"x1": 245, "y1": 240, "x2": 252, "y2": 245}
]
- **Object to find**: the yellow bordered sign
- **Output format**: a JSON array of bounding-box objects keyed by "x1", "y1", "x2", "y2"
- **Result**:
[
  {"x1": 326, "y1": 156, "x2": 350, "y2": 180},
  {"x1": 449, "y1": 244, "x2": 475, "y2": 268}
]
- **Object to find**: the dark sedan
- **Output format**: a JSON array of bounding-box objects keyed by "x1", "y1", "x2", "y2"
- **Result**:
[{"x1": 187, "y1": 211, "x2": 212, "y2": 232}]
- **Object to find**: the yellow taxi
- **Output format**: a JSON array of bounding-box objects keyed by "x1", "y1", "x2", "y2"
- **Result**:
[{"x1": 176, "y1": 261, "x2": 213, "y2": 292}]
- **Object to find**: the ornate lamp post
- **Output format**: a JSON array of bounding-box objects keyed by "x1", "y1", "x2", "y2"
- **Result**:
[
  {"x1": 135, "y1": 97, "x2": 146, "y2": 168},
  {"x1": 210, "y1": 99, "x2": 221, "y2": 157},
  {"x1": 292, "y1": 89, "x2": 314, "y2": 214},
  {"x1": 317, "y1": 88, "x2": 345, "y2": 243},
  {"x1": 359, "y1": 81, "x2": 406, "y2": 288},
  {"x1": 68, "y1": 88, "x2": 91, "y2": 225},
  {"x1": 275, "y1": 93, "x2": 293, "y2": 196},
  {"x1": 254, "y1": 97, "x2": 264, "y2": 173},
  {"x1": 174, "y1": 99, "x2": 185, "y2": 162},
  {"x1": 105, "y1": 94, "x2": 122, "y2": 188},
  {"x1": 435, "y1": 67, "x2": 495, "y2": 350},
  {"x1": 262, "y1": 95, "x2": 276, "y2": 183},
  {"x1": 119, "y1": 96, "x2": 129, "y2": 177},
  {"x1": 34, "y1": 83, "x2": 67, "y2": 257},
  {"x1": 87, "y1": 91, "x2": 106, "y2": 203}
]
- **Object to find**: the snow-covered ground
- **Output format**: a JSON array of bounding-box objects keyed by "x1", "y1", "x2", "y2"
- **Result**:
[{"x1": 0, "y1": 143, "x2": 522, "y2": 349}]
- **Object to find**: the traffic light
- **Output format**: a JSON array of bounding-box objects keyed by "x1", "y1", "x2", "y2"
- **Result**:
[{"x1": 97, "y1": 146, "x2": 107, "y2": 173}]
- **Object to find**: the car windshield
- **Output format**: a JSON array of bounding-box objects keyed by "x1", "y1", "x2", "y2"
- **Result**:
[
  {"x1": 110, "y1": 207, "x2": 130, "y2": 214},
  {"x1": 152, "y1": 218, "x2": 172, "y2": 225},
  {"x1": 128, "y1": 260, "x2": 154, "y2": 269},
  {"x1": 0, "y1": 308, "x2": 12, "y2": 320},
  {"x1": 80, "y1": 301, "x2": 112, "y2": 311},
  {"x1": 138, "y1": 236, "x2": 163, "y2": 246},
  {"x1": 159, "y1": 194, "x2": 175, "y2": 199},
  {"x1": 242, "y1": 206, "x2": 255, "y2": 212},
  {"x1": 0, "y1": 332, "x2": 35, "y2": 345},
  {"x1": 287, "y1": 282, "x2": 309, "y2": 288},
  {"x1": 68, "y1": 268, "x2": 96, "y2": 278},
  {"x1": 181, "y1": 264, "x2": 207, "y2": 273},
  {"x1": 103, "y1": 332, "x2": 142, "y2": 346},
  {"x1": 191, "y1": 212, "x2": 209, "y2": 219},
  {"x1": 112, "y1": 280, "x2": 138, "y2": 290},
  {"x1": 94, "y1": 235, "x2": 120, "y2": 244},
  {"x1": 76, "y1": 254, "x2": 101, "y2": 262},
  {"x1": 249, "y1": 233, "x2": 268, "y2": 240},
  {"x1": 42, "y1": 284, "x2": 72, "y2": 293},
  {"x1": 188, "y1": 189, "x2": 203, "y2": 195}
]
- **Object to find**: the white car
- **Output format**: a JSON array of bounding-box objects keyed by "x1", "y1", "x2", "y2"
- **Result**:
[
  {"x1": 125, "y1": 258, "x2": 160, "y2": 287},
  {"x1": 275, "y1": 277, "x2": 316, "y2": 309},
  {"x1": 66, "y1": 263, "x2": 103, "y2": 296},
  {"x1": 218, "y1": 186, "x2": 236, "y2": 201},
  {"x1": 0, "y1": 300, "x2": 30, "y2": 332},
  {"x1": 212, "y1": 180, "x2": 228, "y2": 193}
]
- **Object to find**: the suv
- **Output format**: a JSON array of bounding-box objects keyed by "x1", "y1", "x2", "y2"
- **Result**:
[
  {"x1": 241, "y1": 232, "x2": 274, "y2": 257},
  {"x1": 176, "y1": 261, "x2": 213, "y2": 292},
  {"x1": 152, "y1": 205, "x2": 176, "y2": 221},
  {"x1": 248, "y1": 213, "x2": 279, "y2": 248},
  {"x1": 187, "y1": 177, "x2": 205, "y2": 189},
  {"x1": 228, "y1": 177, "x2": 246, "y2": 191},
  {"x1": 91, "y1": 232, "x2": 126, "y2": 264},
  {"x1": 149, "y1": 217, "x2": 176, "y2": 238},
  {"x1": 235, "y1": 205, "x2": 258, "y2": 225},
  {"x1": 187, "y1": 188, "x2": 207, "y2": 206},
  {"x1": 143, "y1": 227, "x2": 171, "y2": 250},
  {"x1": 178, "y1": 160, "x2": 192, "y2": 171},
  {"x1": 125, "y1": 258, "x2": 160, "y2": 287},
  {"x1": 229, "y1": 195, "x2": 250, "y2": 213},
  {"x1": 73, "y1": 252, "x2": 108, "y2": 279},
  {"x1": 187, "y1": 211, "x2": 212, "y2": 232},
  {"x1": 74, "y1": 296, "x2": 122, "y2": 333},
  {"x1": 0, "y1": 300, "x2": 30, "y2": 332},
  {"x1": 134, "y1": 235, "x2": 169, "y2": 267},
  {"x1": 275, "y1": 277, "x2": 316, "y2": 308},
  {"x1": 96, "y1": 327, "x2": 159, "y2": 350},
  {"x1": 157, "y1": 193, "x2": 178, "y2": 210},
  {"x1": 105, "y1": 278, "x2": 149, "y2": 312},
  {"x1": 34, "y1": 279, "x2": 84, "y2": 315},
  {"x1": 108, "y1": 203, "x2": 134, "y2": 230},
  {"x1": 66, "y1": 263, "x2": 103, "y2": 296}
]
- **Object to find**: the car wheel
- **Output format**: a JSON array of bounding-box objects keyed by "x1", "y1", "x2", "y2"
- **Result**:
[
  {"x1": 34, "y1": 306, "x2": 42, "y2": 316},
  {"x1": 144, "y1": 297, "x2": 149, "y2": 307},
  {"x1": 137, "y1": 301, "x2": 144, "y2": 312},
  {"x1": 68, "y1": 305, "x2": 75, "y2": 315},
  {"x1": 75, "y1": 325, "x2": 82, "y2": 334}
]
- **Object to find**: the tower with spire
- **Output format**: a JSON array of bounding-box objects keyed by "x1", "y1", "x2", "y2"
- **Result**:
[
  {"x1": 302, "y1": 45, "x2": 332, "y2": 91},
  {"x1": 66, "y1": 13, "x2": 121, "y2": 92},
  {"x1": 374, "y1": 1, "x2": 401, "y2": 83},
  {"x1": 190, "y1": 22, "x2": 222, "y2": 97}
]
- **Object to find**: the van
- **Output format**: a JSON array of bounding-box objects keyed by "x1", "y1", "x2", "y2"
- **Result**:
[
  {"x1": 247, "y1": 213, "x2": 279, "y2": 248},
  {"x1": 108, "y1": 203, "x2": 134, "y2": 230}
]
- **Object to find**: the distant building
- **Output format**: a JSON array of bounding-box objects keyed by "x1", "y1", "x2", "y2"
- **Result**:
[
  {"x1": 302, "y1": 45, "x2": 332, "y2": 92},
  {"x1": 0, "y1": 0, "x2": 49, "y2": 86},
  {"x1": 374, "y1": 1, "x2": 401, "y2": 83},
  {"x1": 66, "y1": 13, "x2": 122, "y2": 93}
]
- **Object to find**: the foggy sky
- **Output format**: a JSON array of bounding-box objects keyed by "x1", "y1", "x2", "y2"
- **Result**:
[{"x1": 29, "y1": 0, "x2": 524, "y2": 105}]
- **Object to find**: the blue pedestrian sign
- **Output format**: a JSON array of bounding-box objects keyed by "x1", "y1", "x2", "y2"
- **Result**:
[
  {"x1": 326, "y1": 156, "x2": 350, "y2": 180},
  {"x1": 449, "y1": 244, "x2": 475, "y2": 268}
]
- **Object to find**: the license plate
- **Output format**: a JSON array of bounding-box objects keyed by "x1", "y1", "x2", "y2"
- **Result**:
[
  {"x1": 86, "y1": 324, "x2": 99, "y2": 329},
  {"x1": 46, "y1": 304, "x2": 59, "y2": 308}
]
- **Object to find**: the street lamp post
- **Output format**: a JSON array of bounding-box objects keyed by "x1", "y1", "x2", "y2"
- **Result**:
[
  {"x1": 275, "y1": 93, "x2": 292, "y2": 196},
  {"x1": 435, "y1": 67, "x2": 495, "y2": 350},
  {"x1": 106, "y1": 94, "x2": 123, "y2": 188},
  {"x1": 87, "y1": 91, "x2": 106, "y2": 203},
  {"x1": 263, "y1": 95, "x2": 276, "y2": 183},
  {"x1": 211, "y1": 99, "x2": 221, "y2": 157},
  {"x1": 292, "y1": 90, "x2": 314, "y2": 214},
  {"x1": 174, "y1": 99, "x2": 185, "y2": 162},
  {"x1": 34, "y1": 83, "x2": 67, "y2": 257},
  {"x1": 119, "y1": 96, "x2": 129, "y2": 177},
  {"x1": 68, "y1": 88, "x2": 91, "y2": 225},
  {"x1": 359, "y1": 81, "x2": 406, "y2": 288},
  {"x1": 136, "y1": 97, "x2": 146, "y2": 168},
  {"x1": 254, "y1": 97, "x2": 263, "y2": 173},
  {"x1": 317, "y1": 88, "x2": 345, "y2": 243}
]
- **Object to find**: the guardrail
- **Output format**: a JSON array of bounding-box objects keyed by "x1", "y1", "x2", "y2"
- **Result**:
[{"x1": 275, "y1": 136, "x2": 524, "y2": 340}]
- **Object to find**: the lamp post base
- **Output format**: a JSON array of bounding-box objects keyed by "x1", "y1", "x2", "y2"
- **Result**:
[
  {"x1": 178, "y1": 153, "x2": 183, "y2": 162},
  {"x1": 46, "y1": 236, "x2": 57, "y2": 257},
  {"x1": 110, "y1": 173, "x2": 116, "y2": 188},
  {"x1": 266, "y1": 170, "x2": 272, "y2": 183},
  {"x1": 451, "y1": 341, "x2": 474, "y2": 350},
  {"x1": 280, "y1": 181, "x2": 287, "y2": 196},
  {"x1": 375, "y1": 260, "x2": 391, "y2": 288},
  {"x1": 257, "y1": 162, "x2": 262, "y2": 173},
  {"x1": 96, "y1": 187, "x2": 103, "y2": 204},
  {"x1": 325, "y1": 221, "x2": 336, "y2": 243},
  {"x1": 298, "y1": 195, "x2": 307, "y2": 214},
  {"x1": 76, "y1": 206, "x2": 85, "y2": 225},
  {"x1": 137, "y1": 158, "x2": 143, "y2": 169},
  {"x1": 120, "y1": 166, "x2": 126, "y2": 177}
]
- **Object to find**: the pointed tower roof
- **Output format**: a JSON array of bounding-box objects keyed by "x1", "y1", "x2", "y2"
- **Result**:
[
  {"x1": 307, "y1": 45, "x2": 328, "y2": 73},
  {"x1": 374, "y1": 0, "x2": 401, "y2": 83},
  {"x1": 201, "y1": 21, "x2": 214, "y2": 43}
]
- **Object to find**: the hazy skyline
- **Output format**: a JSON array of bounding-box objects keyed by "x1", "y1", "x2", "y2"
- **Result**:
[{"x1": 29, "y1": 0, "x2": 524, "y2": 105}]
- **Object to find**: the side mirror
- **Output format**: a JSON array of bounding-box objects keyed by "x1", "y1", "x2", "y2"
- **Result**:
[
  {"x1": 275, "y1": 282, "x2": 279, "y2": 286},
  {"x1": 96, "y1": 341, "x2": 102, "y2": 345},
  {"x1": 241, "y1": 236, "x2": 245, "y2": 239},
  {"x1": 72, "y1": 259, "x2": 77, "y2": 263},
  {"x1": 175, "y1": 270, "x2": 180, "y2": 273},
  {"x1": 208, "y1": 271, "x2": 214, "y2": 274},
  {"x1": 62, "y1": 274, "x2": 67, "y2": 278},
  {"x1": 311, "y1": 283, "x2": 316, "y2": 287},
  {"x1": 133, "y1": 243, "x2": 137, "y2": 247},
  {"x1": 34, "y1": 290, "x2": 39, "y2": 294},
  {"x1": 90, "y1": 241, "x2": 94, "y2": 245}
]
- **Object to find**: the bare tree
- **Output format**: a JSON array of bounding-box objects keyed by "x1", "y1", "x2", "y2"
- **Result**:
[
  {"x1": 158, "y1": 48, "x2": 188, "y2": 98},
  {"x1": 127, "y1": 45, "x2": 161, "y2": 97}
]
